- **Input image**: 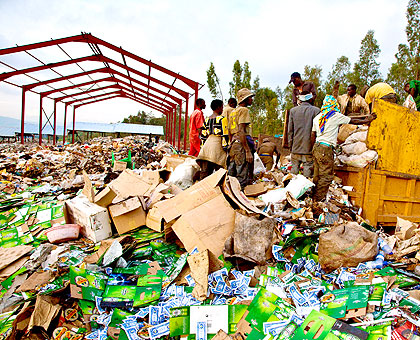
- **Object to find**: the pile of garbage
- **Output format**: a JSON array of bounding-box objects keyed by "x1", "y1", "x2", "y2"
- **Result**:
[
  {"x1": 0, "y1": 146, "x2": 420, "y2": 340},
  {"x1": 336, "y1": 125, "x2": 378, "y2": 168},
  {"x1": 0, "y1": 136, "x2": 175, "y2": 195}
]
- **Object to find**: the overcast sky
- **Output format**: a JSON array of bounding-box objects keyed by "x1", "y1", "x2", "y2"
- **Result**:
[{"x1": 0, "y1": 0, "x2": 409, "y2": 126}]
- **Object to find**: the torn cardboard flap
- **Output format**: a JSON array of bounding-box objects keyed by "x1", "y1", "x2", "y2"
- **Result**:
[
  {"x1": 109, "y1": 197, "x2": 142, "y2": 217},
  {"x1": 171, "y1": 194, "x2": 235, "y2": 257},
  {"x1": 223, "y1": 176, "x2": 268, "y2": 217},
  {"x1": 396, "y1": 217, "x2": 418, "y2": 240},
  {"x1": 244, "y1": 183, "x2": 267, "y2": 197},
  {"x1": 187, "y1": 250, "x2": 210, "y2": 301},
  {"x1": 82, "y1": 170, "x2": 95, "y2": 203},
  {"x1": 0, "y1": 245, "x2": 33, "y2": 271},
  {"x1": 152, "y1": 169, "x2": 227, "y2": 224},
  {"x1": 109, "y1": 169, "x2": 153, "y2": 199}
]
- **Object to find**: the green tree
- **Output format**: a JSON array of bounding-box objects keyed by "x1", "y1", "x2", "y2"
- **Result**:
[
  {"x1": 387, "y1": 0, "x2": 420, "y2": 100},
  {"x1": 229, "y1": 60, "x2": 243, "y2": 97},
  {"x1": 324, "y1": 56, "x2": 351, "y2": 95},
  {"x1": 206, "y1": 62, "x2": 222, "y2": 99},
  {"x1": 228, "y1": 60, "x2": 252, "y2": 97},
  {"x1": 406, "y1": 0, "x2": 420, "y2": 79},
  {"x1": 387, "y1": 44, "x2": 412, "y2": 100},
  {"x1": 349, "y1": 30, "x2": 381, "y2": 89},
  {"x1": 242, "y1": 61, "x2": 252, "y2": 89},
  {"x1": 250, "y1": 84, "x2": 281, "y2": 136}
]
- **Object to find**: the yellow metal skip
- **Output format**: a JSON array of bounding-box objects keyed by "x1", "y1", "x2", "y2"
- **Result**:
[
  {"x1": 336, "y1": 100, "x2": 420, "y2": 226},
  {"x1": 368, "y1": 100, "x2": 420, "y2": 176}
]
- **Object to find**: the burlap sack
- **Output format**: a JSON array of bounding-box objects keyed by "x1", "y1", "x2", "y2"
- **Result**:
[
  {"x1": 318, "y1": 222, "x2": 378, "y2": 273},
  {"x1": 223, "y1": 212, "x2": 276, "y2": 265}
]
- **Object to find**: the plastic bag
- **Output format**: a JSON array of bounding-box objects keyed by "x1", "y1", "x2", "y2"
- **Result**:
[
  {"x1": 342, "y1": 141, "x2": 368, "y2": 155},
  {"x1": 318, "y1": 222, "x2": 378, "y2": 273},
  {"x1": 338, "y1": 150, "x2": 378, "y2": 168},
  {"x1": 166, "y1": 158, "x2": 200, "y2": 190},
  {"x1": 259, "y1": 174, "x2": 314, "y2": 204},
  {"x1": 344, "y1": 130, "x2": 368, "y2": 144},
  {"x1": 253, "y1": 153, "x2": 266, "y2": 175}
]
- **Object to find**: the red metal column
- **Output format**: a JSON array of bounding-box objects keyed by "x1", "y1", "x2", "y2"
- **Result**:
[
  {"x1": 53, "y1": 100, "x2": 57, "y2": 145},
  {"x1": 173, "y1": 107, "x2": 177, "y2": 147},
  {"x1": 178, "y1": 102, "x2": 182, "y2": 150},
  {"x1": 169, "y1": 109, "x2": 173, "y2": 145},
  {"x1": 72, "y1": 106, "x2": 76, "y2": 144},
  {"x1": 165, "y1": 114, "x2": 168, "y2": 142},
  {"x1": 184, "y1": 96, "x2": 189, "y2": 150},
  {"x1": 39, "y1": 95, "x2": 43, "y2": 145},
  {"x1": 21, "y1": 88, "x2": 26, "y2": 144},
  {"x1": 63, "y1": 104, "x2": 68, "y2": 145}
]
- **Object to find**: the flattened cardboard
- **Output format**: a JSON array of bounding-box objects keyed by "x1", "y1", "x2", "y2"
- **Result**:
[
  {"x1": 17, "y1": 271, "x2": 51, "y2": 292},
  {"x1": 172, "y1": 194, "x2": 235, "y2": 257},
  {"x1": 64, "y1": 194, "x2": 112, "y2": 243},
  {"x1": 109, "y1": 197, "x2": 146, "y2": 235},
  {"x1": 0, "y1": 256, "x2": 29, "y2": 280},
  {"x1": 109, "y1": 169, "x2": 152, "y2": 199},
  {"x1": 154, "y1": 169, "x2": 226, "y2": 223},
  {"x1": 244, "y1": 183, "x2": 267, "y2": 197},
  {"x1": 94, "y1": 186, "x2": 117, "y2": 208},
  {"x1": 113, "y1": 160, "x2": 127, "y2": 172},
  {"x1": 0, "y1": 245, "x2": 32, "y2": 271}
]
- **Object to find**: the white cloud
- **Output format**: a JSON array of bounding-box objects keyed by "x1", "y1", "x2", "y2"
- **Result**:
[{"x1": 0, "y1": 0, "x2": 409, "y2": 123}]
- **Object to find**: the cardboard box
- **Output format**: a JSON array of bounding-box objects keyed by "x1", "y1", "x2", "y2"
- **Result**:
[
  {"x1": 156, "y1": 169, "x2": 225, "y2": 223},
  {"x1": 94, "y1": 186, "x2": 117, "y2": 208},
  {"x1": 172, "y1": 194, "x2": 235, "y2": 257},
  {"x1": 108, "y1": 196, "x2": 146, "y2": 235},
  {"x1": 64, "y1": 195, "x2": 112, "y2": 243}
]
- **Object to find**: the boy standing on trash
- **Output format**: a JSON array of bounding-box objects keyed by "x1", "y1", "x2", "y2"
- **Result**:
[
  {"x1": 227, "y1": 88, "x2": 255, "y2": 189},
  {"x1": 311, "y1": 95, "x2": 375, "y2": 201},
  {"x1": 188, "y1": 98, "x2": 206, "y2": 157}
]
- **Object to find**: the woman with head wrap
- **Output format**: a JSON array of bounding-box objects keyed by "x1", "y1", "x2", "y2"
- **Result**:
[{"x1": 310, "y1": 95, "x2": 375, "y2": 201}]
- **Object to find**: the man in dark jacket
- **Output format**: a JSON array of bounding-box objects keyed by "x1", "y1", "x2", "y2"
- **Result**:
[{"x1": 288, "y1": 91, "x2": 319, "y2": 177}]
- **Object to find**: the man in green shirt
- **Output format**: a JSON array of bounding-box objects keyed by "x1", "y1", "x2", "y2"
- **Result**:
[{"x1": 408, "y1": 80, "x2": 420, "y2": 111}]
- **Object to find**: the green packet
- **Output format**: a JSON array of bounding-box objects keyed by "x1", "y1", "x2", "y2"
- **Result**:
[
  {"x1": 39, "y1": 272, "x2": 70, "y2": 295},
  {"x1": 131, "y1": 245, "x2": 153, "y2": 258},
  {"x1": 69, "y1": 266, "x2": 108, "y2": 301},
  {"x1": 114, "y1": 262, "x2": 166, "y2": 277},
  {"x1": 376, "y1": 266, "x2": 420, "y2": 288},
  {"x1": 358, "y1": 320, "x2": 392, "y2": 340}
]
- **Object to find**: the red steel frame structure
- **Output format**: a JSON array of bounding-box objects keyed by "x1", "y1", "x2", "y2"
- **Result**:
[{"x1": 0, "y1": 33, "x2": 203, "y2": 149}]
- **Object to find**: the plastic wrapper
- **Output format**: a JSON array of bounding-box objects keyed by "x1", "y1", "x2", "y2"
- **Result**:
[
  {"x1": 166, "y1": 158, "x2": 200, "y2": 190},
  {"x1": 253, "y1": 153, "x2": 266, "y2": 175}
]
